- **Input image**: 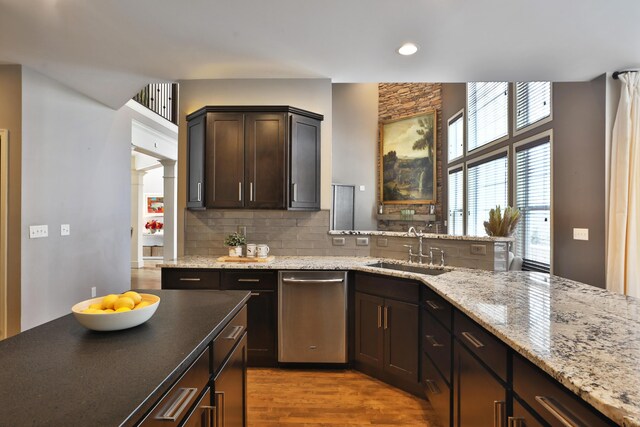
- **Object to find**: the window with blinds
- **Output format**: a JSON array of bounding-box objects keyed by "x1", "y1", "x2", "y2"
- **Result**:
[
  {"x1": 467, "y1": 153, "x2": 508, "y2": 236},
  {"x1": 515, "y1": 137, "x2": 551, "y2": 272},
  {"x1": 448, "y1": 168, "x2": 464, "y2": 235},
  {"x1": 515, "y1": 82, "x2": 551, "y2": 131},
  {"x1": 448, "y1": 112, "x2": 464, "y2": 162},
  {"x1": 467, "y1": 82, "x2": 508, "y2": 151}
]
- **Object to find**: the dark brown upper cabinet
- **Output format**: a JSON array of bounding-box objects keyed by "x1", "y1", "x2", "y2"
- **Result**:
[{"x1": 186, "y1": 106, "x2": 323, "y2": 210}]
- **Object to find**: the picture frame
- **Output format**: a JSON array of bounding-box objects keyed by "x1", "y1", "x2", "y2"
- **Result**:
[
  {"x1": 145, "y1": 194, "x2": 164, "y2": 215},
  {"x1": 379, "y1": 110, "x2": 437, "y2": 204}
]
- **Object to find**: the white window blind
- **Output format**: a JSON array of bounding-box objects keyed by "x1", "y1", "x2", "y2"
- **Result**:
[
  {"x1": 448, "y1": 113, "x2": 464, "y2": 162},
  {"x1": 515, "y1": 138, "x2": 551, "y2": 271},
  {"x1": 467, "y1": 82, "x2": 508, "y2": 151},
  {"x1": 515, "y1": 82, "x2": 551, "y2": 131},
  {"x1": 467, "y1": 154, "x2": 508, "y2": 236},
  {"x1": 448, "y1": 168, "x2": 464, "y2": 236}
]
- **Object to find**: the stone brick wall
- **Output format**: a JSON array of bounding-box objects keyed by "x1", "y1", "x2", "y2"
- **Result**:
[{"x1": 378, "y1": 83, "x2": 443, "y2": 229}]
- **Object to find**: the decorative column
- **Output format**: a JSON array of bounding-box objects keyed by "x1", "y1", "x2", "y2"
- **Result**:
[
  {"x1": 131, "y1": 168, "x2": 147, "y2": 269},
  {"x1": 160, "y1": 159, "x2": 177, "y2": 262}
]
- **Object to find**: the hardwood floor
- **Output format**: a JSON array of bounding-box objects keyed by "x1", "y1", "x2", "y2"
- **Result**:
[
  {"x1": 247, "y1": 368, "x2": 441, "y2": 426},
  {"x1": 131, "y1": 263, "x2": 161, "y2": 290}
]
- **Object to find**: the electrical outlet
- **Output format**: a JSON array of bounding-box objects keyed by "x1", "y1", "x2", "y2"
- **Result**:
[
  {"x1": 332, "y1": 237, "x2": 346, "y2": 246},
  {"x1": 61, "y1": 224, "x2": 70, "y2": 236},
  {"x1": 470, "y1": 244, "x2": 487, "y2": 255},
  {"x1": 91, "y1": 287, "x2": 96, "y2": 298},
  {"x1": 377, "y1": 238, "x2": 388, "y2": 247},
  {"x1": 573, "y1": 228, "x2": 589, "y2": 241},
  {"x1": 29, "y1": 225, "x2": 48, "y2": 239},
  {"x1": 356, "y1": 237, "x2": 369, "y2": 246}
]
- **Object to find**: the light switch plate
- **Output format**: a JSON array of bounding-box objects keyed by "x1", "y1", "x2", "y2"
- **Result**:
[
  {"x1": 359, "y1": 185, "x2": 365, "y2": 191},
  {"x1": 29, "y1": 225, "x2": 48, "y2": 239},
  {"x1": 61, "y1": 224, "x2": 70, "y2": 236},
  {"x1": 573, "y1": 228, "x2": 589, "y2": 241}
]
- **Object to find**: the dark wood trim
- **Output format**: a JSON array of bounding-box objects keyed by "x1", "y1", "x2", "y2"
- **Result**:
[{"x1": 187, "y1": 105, "x2": 324, "y2": 122}]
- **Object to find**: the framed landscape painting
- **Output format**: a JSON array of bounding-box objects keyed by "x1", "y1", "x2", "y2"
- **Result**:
[
  {"x1": 145, "y1": 194, "x2": 164, "y2": 215},
  {"x1": 379, "y1": 111, "x2": 437, "y2": 204}
]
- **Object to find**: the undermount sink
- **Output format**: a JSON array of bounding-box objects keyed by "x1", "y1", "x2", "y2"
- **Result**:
[{"x1": 367, "y1": 262, "x2": 450, "y2": 276}]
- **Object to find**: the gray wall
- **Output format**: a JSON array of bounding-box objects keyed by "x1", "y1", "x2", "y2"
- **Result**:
[
  {"x1": 331, "y1": 84, "x2": 379, "y2": 230},
  {"x1": 441, "y1": 78, "x2": 607, "y2": 287},
  {"x1": 0, "y1": 65, "x2": 23, "y2": 336},
  {"x1": 20, "y1": 68, "x2": 131, "y2": 330}
]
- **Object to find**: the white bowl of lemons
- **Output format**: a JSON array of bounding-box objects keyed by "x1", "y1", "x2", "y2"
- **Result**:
[{"x1": 71, "y1": 291, "x2": 160, "y2": 331}]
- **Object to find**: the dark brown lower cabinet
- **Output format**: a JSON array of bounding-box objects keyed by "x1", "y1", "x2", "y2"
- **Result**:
[
  {"x1": 510, "y1": 398, "x2": 545, "y2": 427},
  {"x1": 212, "y1": 333, "x2": 248, "y2": 427},
  {"x1": 453, "y1": 341, "x2": 507, "y2": 427},
  {"x1": 182, "y1": 388, "x2": 213, "y2": 427},
  {"x1": 423, "y1": 353, "x2": 451, "y2": 427},
  {"x1": 355, "y1": 292, "x2": 384, "y2": 370}
]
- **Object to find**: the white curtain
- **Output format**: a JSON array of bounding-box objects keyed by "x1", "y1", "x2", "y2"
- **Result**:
[{"x1": 606, "y1": 73, "x2": 640, "y2": 297}]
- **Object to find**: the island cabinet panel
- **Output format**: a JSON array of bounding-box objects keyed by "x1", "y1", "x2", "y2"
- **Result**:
[
  {"x1": 512, "y1": 354, "x2": 617, "y2": 427},
  {"x1": 185, "y1": 106, "x2": 323, "y2": 211},
  {"x1": 187, "y1": 114, "x2": 205, "y2": 209},
  {"x1": 354, "y1": 273, "x2": 421, "y2": 395},
  {"x1": 205, "y1": 113, "x2": 245, "y2": 208},
  {"x1": 212, "y1": 333, "x2": 248, "y2": 427},
  {"x1": 213, "y1": 305, "x2": 248, "y2": 375},
  {"x1": 183, "y1": 388, "x2": 213, "y2": 427},
  {"x1": 222, "y1": 271, "x2": 277, "y2": 367},
  {"x1": 162, "y1": 269, "x2": 221, "y2": 290}
]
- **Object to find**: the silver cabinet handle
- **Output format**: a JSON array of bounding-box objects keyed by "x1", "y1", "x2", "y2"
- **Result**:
[
  {"x1": 383, "y1": 306, "x2": 389, "y2": 330},
  {"x1": 225, "y1": 325, "x2": 244, "y2": 341},
  {"x1": 155, "y1": 387, "x2": 198, "y2": 421},
  {"x1": 462, "y1": 331, "x2": 485, "y2": 348},
  {"x1": 199, "y1": 405, "x2": 216, "y2": 427},
  {"x1": 281, "y1": 278, "x2": 344, "y2": 284},
  {"x1": 426, "y1": 300, "x2": 441, "y2": 310},
  {"x1": 535, "y1": 396, "x2": 582, "y2": 427},
  {"x1": 377, "y1": 305, "x2": 382, "y2": 329},
  {"x1": 197, "y1": 182, "x2": 202, "y2": 202},
  {"x1": 179, "y1": 277, "x2": 201, "y2": 282},
  {"x1": 250, "y1": 182, "x2": 253, "y2": 202},
  {"x1": 508, "y1": 417, "x2": 525, "y2": 427},
  {"x1": 494, "y1": 400, "x2": 506, "y2": 427},
  {"x1": 426, "y1": 335, "x2": 444, "y2": 347},
  {"x1": 238, "y1": 182, "x2": 242, "y2": 201},
  {"x1": 250, "y1": 292, "x2": 261, "y2": 296},
  {"x1": 238, "y1": 278, "x2": 260, "y2": 282},
  {"x1": 424, "y1": 379, "x2": 441, "y2": 394},
  {"x1": 291, "y1": 182, "x2": 297, "y2": 202},
  {"x1": 214, "y1": 391, "x2": 225, "y2": 427}
]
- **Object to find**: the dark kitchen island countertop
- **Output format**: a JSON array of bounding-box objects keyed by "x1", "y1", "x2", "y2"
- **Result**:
[{"x1": 0, "y1": 289, "x2": 250, "y2": 427}]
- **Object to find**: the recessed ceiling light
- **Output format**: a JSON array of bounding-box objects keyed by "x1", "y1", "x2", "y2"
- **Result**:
[{"x1": 398, "y1": 43, "x2": 419, "y2": 56}]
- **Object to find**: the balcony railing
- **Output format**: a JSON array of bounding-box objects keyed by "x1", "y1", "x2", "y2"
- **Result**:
[{"x1": 133, "y1": 83, "x2": 178, "y2": 125}]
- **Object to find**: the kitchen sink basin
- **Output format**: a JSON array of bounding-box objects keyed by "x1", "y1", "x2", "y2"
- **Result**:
[{"x1": 366, "y1": 262, "x2": 450, "y2": 276}]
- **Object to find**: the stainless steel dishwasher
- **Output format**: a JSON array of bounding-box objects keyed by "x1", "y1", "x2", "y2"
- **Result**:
[{"x1": 278, "y1": 271, "x2": 348, "y2": 363}]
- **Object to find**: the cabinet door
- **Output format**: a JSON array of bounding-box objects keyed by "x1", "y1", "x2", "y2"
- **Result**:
[
  {"x1": 187, "y1": 115, "x2": 205, "y2": 209},
  {"x1": 289, "y1": 114, "x2": 321, "y2": 210},
  {"x1": 383, "y1": 298, "x2": 419, "y2": 384},
  {"x1": 354, "y1": 292, "x2": 384, "y2": 371},
  {"x1": 246, "y1": 290, "x2": 276, "y2": 367},
  {"x1": 453, "y1": 341, "x2": 507, "y2": 427},
  {"x1": 213, "y1": 333, "x2": 247, "y2": 427},
  {"x1": 182, "y1": 388, "x2": 212, "y2": 427},
  {"x1": 206, "y1": 113, "x2": 245, "y2": 208},
  {"x1": 245, "y1": 113, "x2": 286, "y2": 209},
  {"x1": 511, "y1": 399, "x2": 545, "y2": 427}
]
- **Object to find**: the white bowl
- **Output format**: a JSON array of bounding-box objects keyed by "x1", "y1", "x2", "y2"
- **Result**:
[{"x1": 71, "y1": 293, "x2": 160, "y2": 331}]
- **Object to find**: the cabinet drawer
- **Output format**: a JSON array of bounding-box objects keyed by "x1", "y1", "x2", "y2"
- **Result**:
[
  {"x1": 423, "y1": 353, "x2": 451, "y2": 427},
  {"x1": 511, "y1": 397, "x2": 545, "y2": 427},
  {"x1": 162, "y1": 269, "x2": 220, "y2": 290},
  {"x1": 221, "y1": 270, "x2": 277, "y2": 290},
  {"x1": 355, "y1": 273, "x2": 419, "y2": 303},
  {"x1": 422, "y1": 285, "x2": 452, "y2": 331},
  {"x1": 454, "y1": 310, "x2": 507, "y2": 382},
  {"x1": 213, "y1": 305, "x2": 248, "y2": 374},
  {"x1": 423, "y1": 310, "x2": 452, "y2": 384},
  {"x1": 513, "y1": 354, "x2": 615, "y2": 427},
  {"x1": 140, "y1": 347, "x2": 210, "y2": 426},
  {"x1": 182, "y1": 388, "x2": 212, "y2": 427}
]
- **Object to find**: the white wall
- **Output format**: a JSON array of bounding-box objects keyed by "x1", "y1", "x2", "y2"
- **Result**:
[
  {"x1": 177, "y1": 78, "x2": 332, "y2": 255},
  {"x1": 332, "y1": 84, "x2": 379, "y2": 230},
  {"x1": 21, "y1": 67, "x2": 131, "y2": 330}
]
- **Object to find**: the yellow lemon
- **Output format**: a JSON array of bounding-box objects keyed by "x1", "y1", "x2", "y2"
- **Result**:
[
  {"x1": 89, "y1": 303, "x2": 102, "y2": 310},
  {"x1": 101, "y1": 294, "x2": 119, "y2": 310},
  {"x1": 103, "y1": 308, "x2": 115, "y2": 313},
  {"x1": 134, "y1": 301, "x2": 151, "y2": 310},
  {"x1": 114, "y1": 296, "x2": 135, "y2": 310},
  {"x1": 122, "y1": 291, "x2": 142, "y2": 305},
  {"x1": 115, "y1": 307, "x2": 131, "y2": 313},
  {"x1": 83, "y1": 308, "x2": 101, "y2": 314}
]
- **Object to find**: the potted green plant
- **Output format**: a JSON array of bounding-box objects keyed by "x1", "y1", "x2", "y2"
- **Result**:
[
  {"x1": 224, "y1": 232, "x2": 246, "y2": 257},
  {"x1": 483, "y1": 205, "x2": 521, "y2": 237}
]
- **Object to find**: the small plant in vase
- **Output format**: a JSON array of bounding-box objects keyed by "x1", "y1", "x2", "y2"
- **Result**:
[
  {"x1": 224, "y1": 232, "x2": 246, "y2": 257},
  {"x1": 483, "y1": 205, "x2": 521, "y2": 237},
  {"x1": 145, "y1": 219, "x2": 163, "y2": 234}
]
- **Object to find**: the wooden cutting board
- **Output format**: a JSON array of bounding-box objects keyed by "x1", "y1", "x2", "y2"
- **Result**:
[{"x1": 216, "y1": 256, "x2": 275, "y2": 263}]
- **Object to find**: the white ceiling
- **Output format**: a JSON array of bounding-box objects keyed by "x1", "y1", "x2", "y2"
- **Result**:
[{"x1": 1, "y1": 0, "x2": 638, "y2": 108}]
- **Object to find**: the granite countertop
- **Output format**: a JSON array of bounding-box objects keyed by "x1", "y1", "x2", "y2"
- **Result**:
[
  {"x1": 160, "y1": 255, "x2": 640, "y2": 426},
  {"x1": 0, "y1": 289, "x2": 250, "y2": 427},
  {"x1": 328, "y1": 229, "x2": 515, "y2": 242}
]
